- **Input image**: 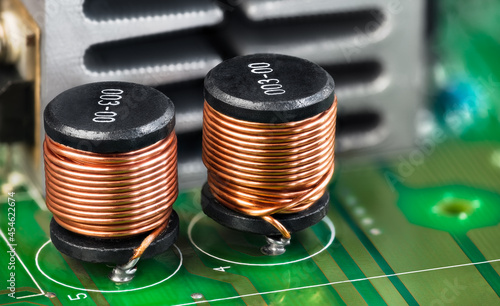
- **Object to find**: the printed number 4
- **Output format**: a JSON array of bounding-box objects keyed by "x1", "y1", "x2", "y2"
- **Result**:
[
  {"x1": 68, "y1": 293, "x2": 87, "y2": 301},
  {"x1": 213, "y1": 266, "x2": 230, "y2": 272}
]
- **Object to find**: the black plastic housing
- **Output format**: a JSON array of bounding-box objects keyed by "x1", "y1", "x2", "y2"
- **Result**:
[
  {"x1": 44, "y1": 81, "x2": 175, "y2": 153},
  {"x1": 50, "y1": 212, "x2": 179, "y2": 265},
  {"x1": 204, "y1": 53, "x2": 335, "y2": 123},
  {"x1": 201, "y1": 183, "x2": 329, "y2": 236}
]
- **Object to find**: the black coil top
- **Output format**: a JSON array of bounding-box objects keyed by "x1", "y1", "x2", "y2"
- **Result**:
[
  {"x1": 204, "y1": 53, "x2": 335, "y2": 123},
  {"x1": 44, "y1": 81, "x2": 175, "y2": 153}
]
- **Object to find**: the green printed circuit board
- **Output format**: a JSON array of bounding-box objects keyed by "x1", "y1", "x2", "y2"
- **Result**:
[{"x1": 1, "y1": 136, "x2": 500, "y2": 305}]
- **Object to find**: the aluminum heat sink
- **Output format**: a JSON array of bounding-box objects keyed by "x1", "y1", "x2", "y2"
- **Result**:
[
  {"x1": 21, "y1": 0, "x2": 223, "y2": 142},
  {"x1": 226, "y1": 0, "x2": 427, "y2": 152},
  {"x1": 19, "y1": 0, "x2": 426, "y2": 187},
  {"x1": 20, "y1": 0, "x2": 223, "y2": 187}
]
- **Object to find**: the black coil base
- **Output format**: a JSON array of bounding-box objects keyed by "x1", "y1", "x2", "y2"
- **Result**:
[
  {"x1": 201, "y1": 183, "x2": 329, "y2": 237},
  {"x1": 50, "y1": 210, "x2": 179, "y2": 265}
]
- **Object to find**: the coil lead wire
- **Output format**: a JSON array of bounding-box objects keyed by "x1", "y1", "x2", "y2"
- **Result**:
[{"x1": 202, "y1": 97, "x2": 337, "y2": 239}]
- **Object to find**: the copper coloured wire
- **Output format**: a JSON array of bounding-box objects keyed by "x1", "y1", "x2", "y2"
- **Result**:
[
  {"x1": 44, "y1": 133, "x2": 178, "y2": 258},
  {"x1": 202, "y1": 97, "x2": 337, "y2": 239}
]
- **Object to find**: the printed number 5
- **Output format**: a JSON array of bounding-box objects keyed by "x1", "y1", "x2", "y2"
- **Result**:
[{"x1": 68, "y1": 293, "x2": 87, "y2": 301}]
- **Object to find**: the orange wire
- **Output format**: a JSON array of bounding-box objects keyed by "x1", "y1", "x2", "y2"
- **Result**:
[
  {"x1": 44, "y1": 134, "x2": 178, "y2": 245},
  {"x1": 202, "y1": 97, "x2": 336, "y2": 238}
]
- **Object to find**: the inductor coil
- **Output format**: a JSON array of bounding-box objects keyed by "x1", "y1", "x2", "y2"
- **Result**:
[
  {"x1": 43, "y1": 82, "x2": 179, "y2": 271},
  {"x1": 201, "y1": 54, "x2": 336, "y2": 255}
]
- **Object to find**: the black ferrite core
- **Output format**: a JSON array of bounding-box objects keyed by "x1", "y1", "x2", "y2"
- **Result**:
[
  {"x1": 45, "y1": 81, "x2": 179, "y2": 264},
  {"x1": 202, "y1": 54, "x2": 335, "y2": 236}
]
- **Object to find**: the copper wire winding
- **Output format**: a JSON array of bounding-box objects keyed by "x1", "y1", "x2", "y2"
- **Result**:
[
  {"x1": 44, "y1": 134, "x2": 178, "y2": 249},
  {"x1": 202, "y1": 98, "x2": 336, "y2": 239}
]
